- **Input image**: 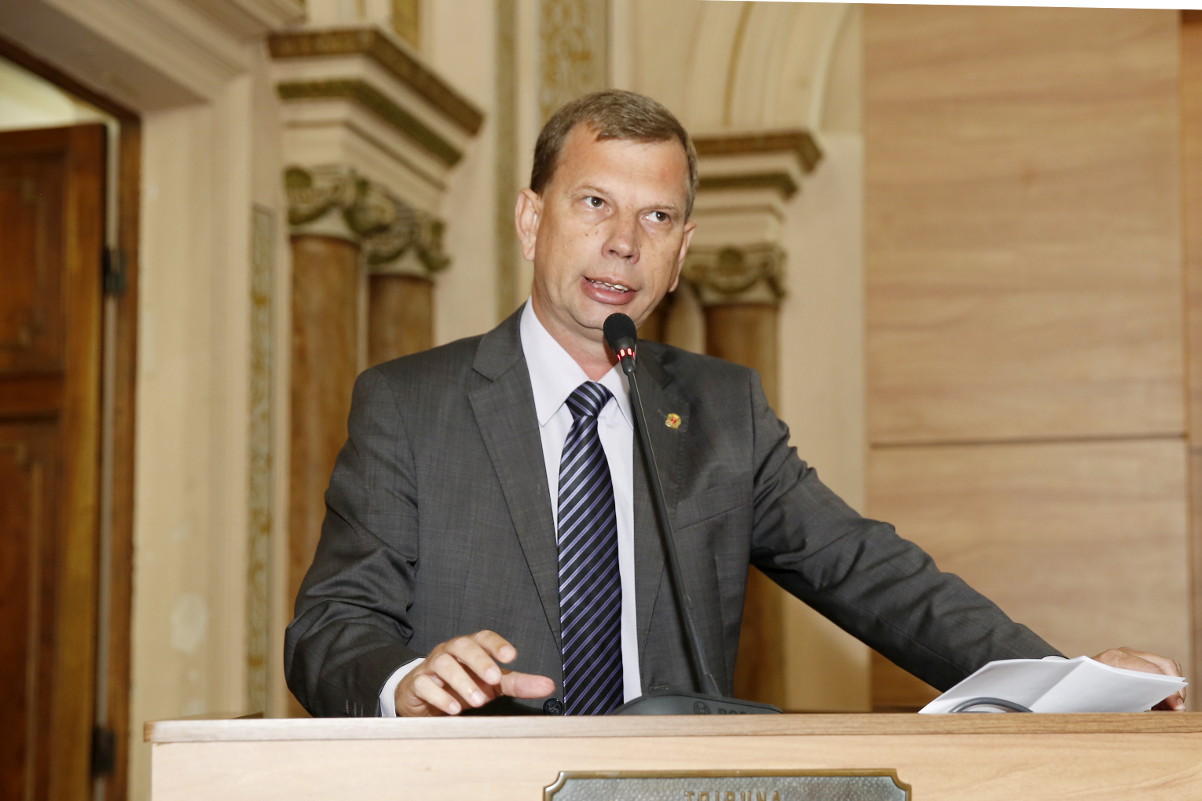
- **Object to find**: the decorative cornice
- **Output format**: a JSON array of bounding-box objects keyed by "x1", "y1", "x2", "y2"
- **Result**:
[
  {"x1": 284, "y1": 165, "x2": 450, "y2": 276},
  {"x1": 692, "y1": 130, "x2": 823, "y2": 202},
  {"x1": 699, "y1": 173, "x2": 801, "y2": 198},
  {"x1": 694, "y1": 130, "x2": 823, "y2": 174},
  {"x1": 181, "y1": 0, "x2": 305, "y2": 40},
  {"x1": 269, "y1": 28, "x2": 483, "y2": 136},
  {"x1": 683, "y1": 245, "x2": 787, "y2": 306},
  {"x1": 277, "y1": 78, "x2": 463, "y2": 166}
]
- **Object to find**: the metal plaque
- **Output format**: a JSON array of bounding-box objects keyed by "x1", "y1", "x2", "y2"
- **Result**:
[{"x1": 545, "y1": 770, "x2": 911, "y2": 801}]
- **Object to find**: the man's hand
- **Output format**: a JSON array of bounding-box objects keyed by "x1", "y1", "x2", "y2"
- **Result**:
[
  {"x1": 1092, "y1": 647, "x2": 1186, "y2": 711},
  {"x1": 395, "y1": 630, "x2": 556, "y2": 717}
]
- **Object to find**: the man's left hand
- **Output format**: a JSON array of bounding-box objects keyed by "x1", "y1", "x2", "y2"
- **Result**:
[{"x1": 1092, "y1": 647, "x2": 1186, "y2": 711}]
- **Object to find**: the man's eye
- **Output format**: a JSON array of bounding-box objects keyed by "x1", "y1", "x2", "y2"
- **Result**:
[
  {"x1": 585, "y1": 196, "x2": 604, "y2": 208},
  {"x1": 649, "y1": 211, "x2": 670, "y2": 223}
]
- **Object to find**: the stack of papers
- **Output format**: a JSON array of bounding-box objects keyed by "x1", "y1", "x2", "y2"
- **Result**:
[{"x1": 920, "y1": 655, "x2": 1186, "y2": 714}]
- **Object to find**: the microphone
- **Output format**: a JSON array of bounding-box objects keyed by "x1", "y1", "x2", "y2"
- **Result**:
[
  {"x1": 603, "y1": 313, "x2": 637, "y2": 374},
  {"x1": 602, "y1": 312, "x2": 780, "y2": 716}
]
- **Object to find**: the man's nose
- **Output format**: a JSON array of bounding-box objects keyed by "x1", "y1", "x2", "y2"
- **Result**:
[{"x1": 604, "y1": 214, "x2": 640, "y2": 261}]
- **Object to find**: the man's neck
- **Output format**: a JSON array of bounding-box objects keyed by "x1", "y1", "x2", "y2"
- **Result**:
[{"x1": 529, "y1": 302, "x2": 618, "y2": 381}]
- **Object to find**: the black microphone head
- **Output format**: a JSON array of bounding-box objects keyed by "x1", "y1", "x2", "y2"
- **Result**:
[
  {"x1": 604, "y1": 313, "x2": 639, "y2": 376},
  {"x1": 603, "y1": 312, "x2": 638, "y2": 353}
]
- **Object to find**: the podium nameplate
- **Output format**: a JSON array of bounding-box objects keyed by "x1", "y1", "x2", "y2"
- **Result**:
[{"x1": 545, "y1": 770, "x2": 911, "y2": 801}]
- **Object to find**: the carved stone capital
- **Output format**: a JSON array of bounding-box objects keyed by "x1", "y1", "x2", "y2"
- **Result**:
[
  {"x1": 285, "y1": 165, "x2": 450, "y2": 276},
  {"x1": 683, "y1": 245, "x2": 787, "y2": 307},
  {"x1": 364, "y1": 209, "x2": 449, "y2": 276}
]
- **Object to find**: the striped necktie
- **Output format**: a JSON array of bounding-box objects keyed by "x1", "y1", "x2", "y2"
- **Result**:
[{"x1": 557, "y1": 381, "x2": 623, "y2": 715}]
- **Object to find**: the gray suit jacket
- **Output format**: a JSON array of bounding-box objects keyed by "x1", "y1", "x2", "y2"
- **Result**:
[{"x1": 285, "y1": 307, "x2": 1057, "y2": 717}]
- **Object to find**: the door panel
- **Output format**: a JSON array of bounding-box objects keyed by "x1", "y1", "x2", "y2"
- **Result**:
[{"x1": 0, "y1": 124, "x2": 106, "y2": 801}]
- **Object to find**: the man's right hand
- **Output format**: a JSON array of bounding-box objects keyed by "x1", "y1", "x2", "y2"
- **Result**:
[{"x1": 395, "y1": 630, "x2": 557, "y2": 717}]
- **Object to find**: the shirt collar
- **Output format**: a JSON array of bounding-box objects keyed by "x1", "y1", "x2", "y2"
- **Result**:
[{"x1": 519, "y1": 301, "x2": 633, "y2": 430}]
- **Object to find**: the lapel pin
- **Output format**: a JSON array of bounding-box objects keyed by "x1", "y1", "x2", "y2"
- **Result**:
[{"x1": 664, "y1": 413, "x2": 681, "y2": 430}]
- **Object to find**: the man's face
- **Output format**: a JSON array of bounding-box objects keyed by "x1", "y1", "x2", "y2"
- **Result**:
[{"x1": 517, "y1": 124, "x2": 695, "y2": 356}]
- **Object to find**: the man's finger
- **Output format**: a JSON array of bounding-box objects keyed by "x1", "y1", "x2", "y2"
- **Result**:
[
  {"x1": 424, "y1": 651, "x2": 491, "y2": 708},
  {"x1": 499, "y1": 670, "x2": 557, "y2": 699},
  {"x1": 406, "y1": 672, "x2": 463, "y2": 716},
  {"x1": 470, "y1": 630, "x2": 519, "y2": 666}
]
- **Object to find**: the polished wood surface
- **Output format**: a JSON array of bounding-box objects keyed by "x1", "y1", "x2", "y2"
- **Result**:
[
  {"x1": 0, "y1": 124, "x2": 106, "y2": 801},
  {"x1": 863, "y1": 6, "x2": 1192, "y2": 710},
  {"x1": 869, "y1": 439, "x2": 1190, "y2": 707},
  {"x1": 146, "y1": 714, "x2": 1202, "y2": 800},
  {"x1": 865, "y1": 7, "x2": 1183, "y2": 445},
  {"x1": 1183, "y1": 10, "x2": 1202, "y2": 687}
]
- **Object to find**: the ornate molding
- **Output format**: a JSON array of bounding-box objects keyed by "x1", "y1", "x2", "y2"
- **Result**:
[
  {"x1": 693, "y1": 130, "x2": 822, "y2": 201},
  {"x1": 538, "y1": 0, "x2": 609, "y2": 122},
  {"x1": 269, "y1": 28, "x2": 482, "y2": 135},
  {"x1": 688, "y1": 129, "x2": 822, "y2": 268},
  {"x1": 683, "y1": 245, "x2": 787, "y2": 307},
  {"x1": 181, "y1": 0, "x2": 305, "y2": 40},
  {"x1": 495, "y1": 0, "x2": 521, "y2": 319},
  {"x1": 390, "y1": 0, "x2": 420, "y2": 50},
  {"x1": 271, "y1": 25, "x2": 484, "y2": 216},
  {"x1": 277, "y1": 78, "x2": 463, "y2": 166},
  {"x1": 284, "y1": 165, "x2": 449, "y2": 276},
  {"x1": 245, "y1": 204, "x2": 275, "y2": 716},
  {"x1": 363, "y1": 208, "x2": 449, "y2": 275}
]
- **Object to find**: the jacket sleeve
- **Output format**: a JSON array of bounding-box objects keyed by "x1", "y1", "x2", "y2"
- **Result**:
[
  {"x1": 743, "y1": 373, "x2": 1061, "y2": 691},
  {"x1": 284, "y1": 367, "x2": 423, "y2": 716}
]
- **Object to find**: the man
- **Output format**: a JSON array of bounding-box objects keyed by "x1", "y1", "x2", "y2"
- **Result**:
[{"x1": 285, "y1": 90, "x2": 1184, "y2": 718}]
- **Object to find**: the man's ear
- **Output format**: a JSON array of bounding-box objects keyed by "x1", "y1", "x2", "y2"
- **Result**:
[
  {"x1": 514, "y1": 188, "x2": 542, "y2": 262},
  {"x1": 668, "y1": 220, "x2": 696, "y2": 293}
]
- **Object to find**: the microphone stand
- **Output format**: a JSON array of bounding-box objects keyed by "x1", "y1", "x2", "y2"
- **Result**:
[{"x1": 605, "y1": 314, "x2": 780, "y2": 715}]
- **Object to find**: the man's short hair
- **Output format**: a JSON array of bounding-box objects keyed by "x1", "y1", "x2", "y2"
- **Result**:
[{"x1": 530, "y1": 90, "x2": 699, "y2": 220}]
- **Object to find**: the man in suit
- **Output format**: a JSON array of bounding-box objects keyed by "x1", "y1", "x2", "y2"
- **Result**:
[{"x1": 285, "y1": 90, "x2": 1184, "y2": 718}]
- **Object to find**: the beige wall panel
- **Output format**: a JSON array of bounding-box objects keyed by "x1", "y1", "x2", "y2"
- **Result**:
[
  {"x1": 1184, "y1": 10, "x2": 1202, "y2": 695},
  {"x1": 1188, "y1": 12, "x2": 1202, "y2": 445},
  {"x1": 869, "y1": 438, "x2": 1190, "y2": 706},
  {"x1": 865, "y1": 6, "x2": 1184, "y2": 444}
]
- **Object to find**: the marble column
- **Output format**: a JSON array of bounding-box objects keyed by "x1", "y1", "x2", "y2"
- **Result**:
[
  {"x1": 285, "y1": 167, "x2": 373, "y2": 607},
  {"x1": 684, "y1": 244, "x2": 788, "y2": 705}
]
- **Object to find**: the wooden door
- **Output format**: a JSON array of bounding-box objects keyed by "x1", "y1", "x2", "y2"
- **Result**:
[{"x1": 0, "y1": 124, "x2": 106, "y2": 801}]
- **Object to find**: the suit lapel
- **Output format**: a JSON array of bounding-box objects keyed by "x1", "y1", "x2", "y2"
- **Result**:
[
  {"x1": 631, "y1": 348, "x2": 690, "y2": 664},
  {"x1": 469, "y1": 311, "x2": 563, "y2": 646}
]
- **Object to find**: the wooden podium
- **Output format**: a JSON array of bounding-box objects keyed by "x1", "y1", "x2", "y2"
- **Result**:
[{"x1": 146, "y1": 713, "x2": 1202, "y2": 800}]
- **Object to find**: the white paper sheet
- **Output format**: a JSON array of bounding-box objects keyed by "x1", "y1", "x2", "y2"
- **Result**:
[{"x1": 920, "y1": 655, "x2": 1186, "y2": 714}]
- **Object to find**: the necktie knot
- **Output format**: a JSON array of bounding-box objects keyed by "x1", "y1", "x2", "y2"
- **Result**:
[{"x1": 566, "y1": 382, "x2": 612, "y2": 421}]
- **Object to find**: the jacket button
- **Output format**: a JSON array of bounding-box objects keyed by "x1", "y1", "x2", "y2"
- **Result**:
[{"x1": 543, "y1": 698, "x2": 564, "y2": 715}]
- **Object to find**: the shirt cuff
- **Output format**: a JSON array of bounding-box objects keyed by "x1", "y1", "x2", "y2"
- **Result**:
[{"x1": 378, "y1": 657, "x2": 424, "y2": 717}]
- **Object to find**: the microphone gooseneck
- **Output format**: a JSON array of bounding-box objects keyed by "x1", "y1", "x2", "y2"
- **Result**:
[{"x1": 601, "y1": 313, "x2": 780, "y2": 715}]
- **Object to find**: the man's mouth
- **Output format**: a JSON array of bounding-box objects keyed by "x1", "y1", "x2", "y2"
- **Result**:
[{"x1": 587, "y1": 278, "x2": 632, "y2": 293}]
